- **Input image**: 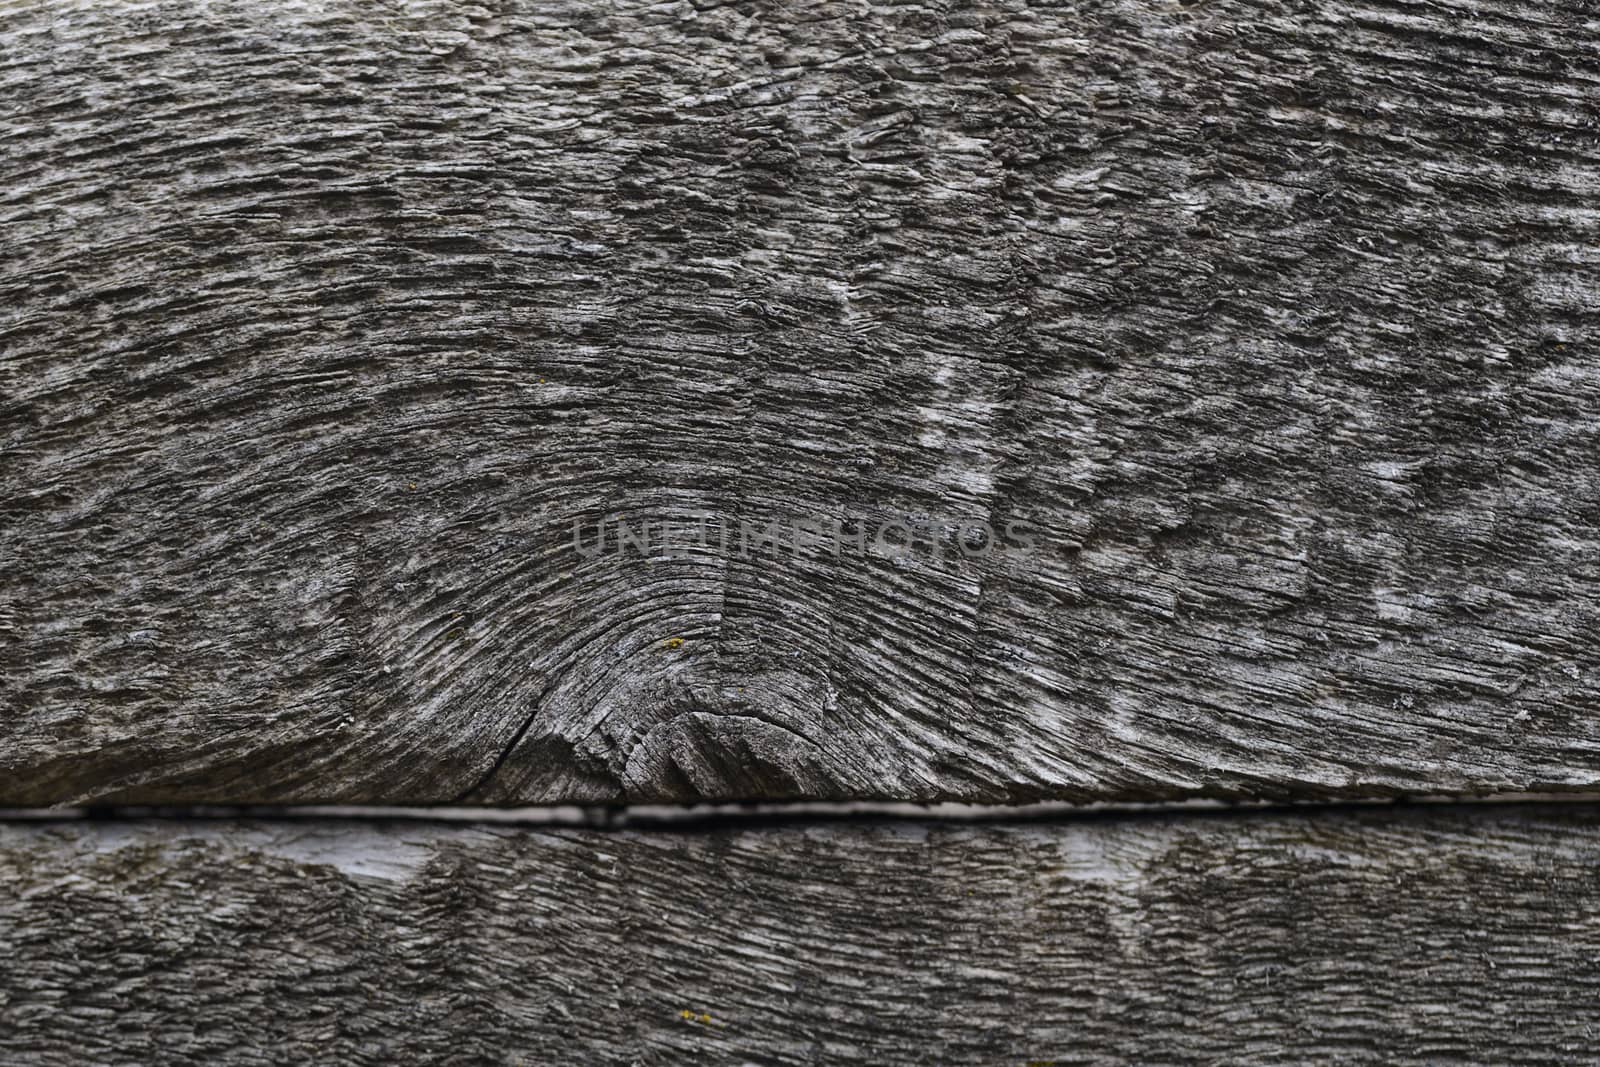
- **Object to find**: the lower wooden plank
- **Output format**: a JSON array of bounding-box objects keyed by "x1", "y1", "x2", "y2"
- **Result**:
[{"x1": 2, "y1": 806, "x2": 1598, "y2": 1065}]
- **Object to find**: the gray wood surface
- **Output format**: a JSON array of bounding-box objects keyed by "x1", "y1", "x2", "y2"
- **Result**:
[
  {"x1": 1, "y1": 805, "x2": 1597, "y2": 1064},
  {"x1": 4, "y1": 0, "x2": 1598, "y2": 804}
]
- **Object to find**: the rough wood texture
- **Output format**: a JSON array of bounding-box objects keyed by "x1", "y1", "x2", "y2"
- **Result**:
[
  {"x1": 3, "y1": 0, "x2": 1598, "y2": 805},
  {"x1": 0, "y1": 805, "x2": 1597, "y2": 1064}
]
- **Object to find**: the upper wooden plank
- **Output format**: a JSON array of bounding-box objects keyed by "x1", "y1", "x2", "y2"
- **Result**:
[{"x1": 1, "y1": 0, "x2": 1596, "y2": 804}]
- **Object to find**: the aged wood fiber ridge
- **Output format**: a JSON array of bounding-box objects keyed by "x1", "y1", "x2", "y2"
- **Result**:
[
  {"x1": 1, "y1": 806, "x2": 1598, "y2": 1064},
  {"x1": 3, "y1": 0, "x2": 1598, "y2": 805}
]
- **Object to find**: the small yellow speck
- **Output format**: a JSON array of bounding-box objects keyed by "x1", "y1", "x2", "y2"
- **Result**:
[
  {"x1": 698, "y1": 1013, "x2": 712, "y2": 1025},
  {"x1": 408, "y1": 483, "x2": 416, "y2": 491},
  {"x1": 664, "y1": 637, "x2": 684, "y2": 650}
]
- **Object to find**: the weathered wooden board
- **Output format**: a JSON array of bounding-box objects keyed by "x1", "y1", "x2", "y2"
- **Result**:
[
  {"x1": 3, "y1": 0, "x2": 1598, "y2": 805},
  {"x1": 0, "y1": 805, "x2": 1597, "y2": 1064}
]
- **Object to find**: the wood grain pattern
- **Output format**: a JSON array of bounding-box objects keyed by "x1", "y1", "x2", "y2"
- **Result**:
[
  {"x1": 3, "y1": 0, "x2": 1598, "y2": 804},
  {"x1": 2, "y1": 805, "x2": 1598, "y2": 1064}
]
